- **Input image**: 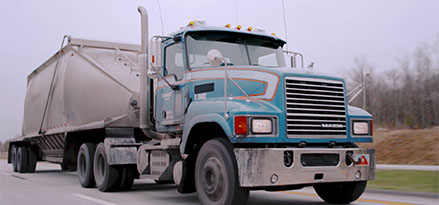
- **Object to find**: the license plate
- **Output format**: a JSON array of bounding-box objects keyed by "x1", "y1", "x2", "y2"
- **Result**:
[{"x1": 354, "y1": 154, "x2": 370, "y2": 166}]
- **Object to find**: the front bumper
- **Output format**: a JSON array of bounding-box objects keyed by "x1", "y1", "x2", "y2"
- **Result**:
[{"x1": 234, "y1": 148, "x2": 375, "y2": 187}]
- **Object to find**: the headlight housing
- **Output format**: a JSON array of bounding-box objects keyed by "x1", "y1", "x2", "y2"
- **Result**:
[
  {"x1": 234, "y1": 116, "x2": 277, "y2": 136},
  {"x1": 251, "y1": 119, "x2": 272, "y2": 134},
  {"x1": 352, "y1": 120, "x2": 372, "y2": 135}
]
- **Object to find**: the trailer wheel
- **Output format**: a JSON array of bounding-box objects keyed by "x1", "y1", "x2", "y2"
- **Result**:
[
  {"x1": 314, "y1": 181, "x2": 367, "y2": 204},
  {"x1": 17, "y1": 146, "x2": 29, "y2": 173},
  {"x1": 118, "y1": 165, "x2": 135, "y2": 191},
  {"x1": 27, "y1": 146, "x2": 37, "y2": 173},
  {"x1": 195, "y1": 138, "x2": 249, "y2": 205},
  {"x1": 77, "y1": 143, "x2": 96, "y2": 188},
  {"x1": 93, "y1": 143, "x2": 120, "y2": 192},
  {"x1": 11, "y1": 145, "x2": 18, "y2": 172}
]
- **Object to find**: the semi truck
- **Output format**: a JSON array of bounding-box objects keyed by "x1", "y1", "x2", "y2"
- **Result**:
[{"x1": 8, "y1": 6, "x2": 375, "y2": 204}]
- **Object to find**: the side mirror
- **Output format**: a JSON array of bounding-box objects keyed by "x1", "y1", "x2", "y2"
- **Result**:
[{"x1": 149, "y1": 39, "x2": 162, "y2": 71}]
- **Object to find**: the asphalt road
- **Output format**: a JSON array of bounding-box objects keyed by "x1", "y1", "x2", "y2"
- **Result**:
[{"x1": 1, "y1": 160, "x2": 438, "y2": 205}]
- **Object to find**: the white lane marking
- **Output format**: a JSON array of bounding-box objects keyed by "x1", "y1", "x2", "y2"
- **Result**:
[{"x1": 71, "y1": 193, "x2": 118, "y2": 205}]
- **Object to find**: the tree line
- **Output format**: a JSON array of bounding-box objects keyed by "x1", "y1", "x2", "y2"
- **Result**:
[{"x1": 344, "y1": 39, "x2": 439, "y2": 128}]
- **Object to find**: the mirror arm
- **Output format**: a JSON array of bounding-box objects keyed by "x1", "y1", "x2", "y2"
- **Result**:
[{"x1": 150, "y1": 65, "x2": 180, "y2": 91}]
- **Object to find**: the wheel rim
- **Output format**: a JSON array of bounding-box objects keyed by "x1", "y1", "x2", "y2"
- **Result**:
[{"x1": 201, "y1": 156, "x2": 226, "y2": 201}]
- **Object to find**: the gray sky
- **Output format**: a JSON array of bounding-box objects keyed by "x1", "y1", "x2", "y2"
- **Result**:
[{"x1": 1, "y1": 0, "x2": 438, "y2": 141}]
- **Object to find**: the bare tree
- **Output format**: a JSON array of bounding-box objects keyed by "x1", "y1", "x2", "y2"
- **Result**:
[{"x1": 345, "y1": 39, "x2": 439, "y2": 128}]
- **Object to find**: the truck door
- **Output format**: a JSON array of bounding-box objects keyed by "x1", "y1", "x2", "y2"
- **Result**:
[{"x1": 155, "y1": 41, "x2": 186, "y2": 127}]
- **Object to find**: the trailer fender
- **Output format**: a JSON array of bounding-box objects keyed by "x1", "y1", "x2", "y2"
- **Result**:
[{"x1": 104, "y1": 128, "x2": 139, "y2": 165}]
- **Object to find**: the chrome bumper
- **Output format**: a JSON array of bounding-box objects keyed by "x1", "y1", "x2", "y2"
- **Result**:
[{"x1": 234, "y1": 148, "x2": 375, "y2": 187}]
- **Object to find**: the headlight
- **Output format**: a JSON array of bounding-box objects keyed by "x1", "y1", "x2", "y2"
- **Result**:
[
  {"x1": 251, "y1": 119, "x2": 272, "y2": 134},
  {"x1": 353, "y1": 121, "x2": 370, "y2": 135}
]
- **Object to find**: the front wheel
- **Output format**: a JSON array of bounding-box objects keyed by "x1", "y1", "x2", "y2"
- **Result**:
[
  {"x1": 314, "y1": 181, "x2": 367, "y2": 204},
  {"x1": 195, "y1": 138, "x2": 249, "y2": 205}
]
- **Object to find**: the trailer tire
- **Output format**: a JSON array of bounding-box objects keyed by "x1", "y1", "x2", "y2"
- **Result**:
[
  {"x1": 11, "y1": 145, "x2": 18, "y2": 172},
  {"x1": 314, "y1": 181, "x2": 367, "y2": 204},
  {"x1": 17, "y1": 146, "x2": 29, "y2": 173},
  {"x1": 93, "y1": 143, "x2": 120, "y2": 192},
  {"x1": 77, "y1": 143, "x2": 96, "y2": 188},
  {"x1": 118, "y1": 165, "x2": 135, "y2": 191},
  {"x1": 195, "y1": 138, "x2": 249, "y2": 205},
  {"x1": 27, "y1": 147, "x2": 37, "y2": 173}
]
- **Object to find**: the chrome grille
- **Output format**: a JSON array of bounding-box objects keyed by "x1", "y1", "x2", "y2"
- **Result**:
[{"x1": 285, "y1": 77, "x2": 346, "y2": 138}]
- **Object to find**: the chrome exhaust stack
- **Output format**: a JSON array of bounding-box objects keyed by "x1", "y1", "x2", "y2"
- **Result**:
[{"x1": 137, "y1": 6, "x2": 171, "y2": 140}]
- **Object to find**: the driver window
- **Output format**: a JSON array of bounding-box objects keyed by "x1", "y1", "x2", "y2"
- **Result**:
[{"x1": 165, "y1": 43, "x2": 184, "y2": 80}]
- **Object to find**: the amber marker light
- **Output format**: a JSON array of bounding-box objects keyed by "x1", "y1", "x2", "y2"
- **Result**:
[
  {"x1": 237, "y1": 25, "x2": 242, "y2": 30},
  {"x1": 234, "y1": 116, "x2": 248, "y2": 135},
  {"x1": 189, "y1": 21, "x2": 194, "y2": 26},
  {"x1": 248, "y1": 27, "x2": 253, "y2": 31},
  {"x1": 226, "y1": 24, "x2": 231, "y2": 28},
  {"x1": 271, "y1": 33, "x2": 276, "y2": 36}
]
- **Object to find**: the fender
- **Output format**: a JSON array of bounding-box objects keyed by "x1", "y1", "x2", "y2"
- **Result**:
[{"x1": 181, "y1": 113, "x2": 232, "y2": 154}]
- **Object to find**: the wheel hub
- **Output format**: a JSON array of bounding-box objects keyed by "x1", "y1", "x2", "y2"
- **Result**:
[{"x1": 202, "y1": 156, "x2": 225, "y2": 201}]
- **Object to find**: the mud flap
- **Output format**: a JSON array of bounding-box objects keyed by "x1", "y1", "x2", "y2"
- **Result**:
[{"x1": 104, "y1": 128, "x2": 140, "y2": 165}]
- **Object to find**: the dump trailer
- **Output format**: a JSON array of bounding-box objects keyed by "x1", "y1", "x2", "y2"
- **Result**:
[{"x1": 8, "y1": 6, "x2": 375, "y2": 204}]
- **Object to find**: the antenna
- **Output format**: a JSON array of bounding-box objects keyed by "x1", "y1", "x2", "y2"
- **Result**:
[
  {"x1": 281, "y1": 0, "x2": 289, "y2": 50},
  {"x1": 235, "y1": 0, "x2": 238, "y2": 25},
  {"x1": 157, "y1": 0, "x2": 165, "y2": 35}
]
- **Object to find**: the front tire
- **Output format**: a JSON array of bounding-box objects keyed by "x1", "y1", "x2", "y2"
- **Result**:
[
  {"x1": 195, "y1": 138, "x2": 249, "y2": 205},
  {"x1": 314, "y1": 181, "x2": 367, "y2": 204},
  {"x1": 77, "y1": 143, "x2": 96, "y2": 188},
  {"x1": 93, "y1": 143, "x2": 120, "y2": 192}
]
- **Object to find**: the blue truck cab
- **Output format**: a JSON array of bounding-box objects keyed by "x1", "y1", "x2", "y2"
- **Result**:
[{"x1": 148, "y1": 20, "x2": 375, "y2": 204}]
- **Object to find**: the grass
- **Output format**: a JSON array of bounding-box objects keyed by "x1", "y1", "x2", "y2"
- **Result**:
[{"x1": 367, "y1": 170, "x2": 439, "y2": 193}]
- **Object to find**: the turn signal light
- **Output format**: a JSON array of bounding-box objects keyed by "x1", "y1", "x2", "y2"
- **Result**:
[{"x1": 234, "y1": 116, "x2": 247, "y2": 135}]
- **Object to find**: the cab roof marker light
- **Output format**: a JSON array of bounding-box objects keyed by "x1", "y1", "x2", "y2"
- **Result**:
[
  {"x1": 236, "y1": 25, "x2": 242, "y2": 30},
  {"x1": 247, "y1": 27, "x2": 252, "y2": 31},
  {"x1": 226, "y1": 24, "x2": 231, "y2": 28}
]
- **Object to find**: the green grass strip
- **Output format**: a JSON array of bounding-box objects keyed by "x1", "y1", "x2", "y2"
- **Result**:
[{"x1": 367, "y1": 170, "x2": 438, "y2": 193}]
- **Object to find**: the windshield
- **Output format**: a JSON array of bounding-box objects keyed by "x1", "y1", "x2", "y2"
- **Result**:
[{"x1": 185, "y1": 31, "x2": 286, "y2": 69}]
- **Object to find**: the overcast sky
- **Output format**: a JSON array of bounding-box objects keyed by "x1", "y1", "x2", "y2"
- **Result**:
[{"x1": 1, "y1": 0, "x2": 438, "y2": 141}]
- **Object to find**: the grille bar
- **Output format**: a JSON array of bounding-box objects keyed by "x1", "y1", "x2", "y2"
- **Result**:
[{"x1": 285, "y1": 77, "x2": 347, "y2": 137}]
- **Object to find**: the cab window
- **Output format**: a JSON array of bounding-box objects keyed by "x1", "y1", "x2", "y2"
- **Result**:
[{"x1": 165, "y1": 43, "x2": 184, "y2": 80}]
